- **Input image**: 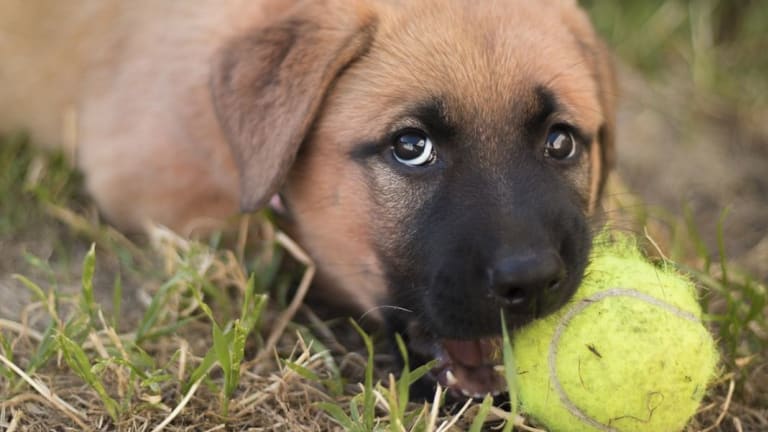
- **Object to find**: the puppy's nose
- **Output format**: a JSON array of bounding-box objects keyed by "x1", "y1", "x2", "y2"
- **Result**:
[{"x1": 488, "y1": 250, "x2": 565, "y2": 310}]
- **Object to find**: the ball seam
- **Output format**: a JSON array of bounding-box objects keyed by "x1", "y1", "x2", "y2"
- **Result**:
[{"x1": 547, "y1": 287, "x2": 700, "y2": 431}]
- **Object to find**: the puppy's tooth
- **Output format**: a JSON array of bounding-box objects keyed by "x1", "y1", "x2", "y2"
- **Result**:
[
  {"x1": 472, "y1": 392, "x2": 486, "y2": 399},
  {"x1": 445, "y1": 370, "x2": 458, "y2": 386},
  {"x1": 491, "y1": 390, "x2": 501, "y2": 396},
  {"x1": 460, "y1": 388, "x2": 471, "y2": 397},
  {"x1": 493, "y1": 365, "x2": 506, "y2": 374}
]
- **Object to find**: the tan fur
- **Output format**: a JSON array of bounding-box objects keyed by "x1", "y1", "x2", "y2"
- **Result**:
[
  {"x1": 1, "y1": 0, "x2": 289, "y2": 232},
  {"x1": 0, "y1": 0, "x2": 615, "y2": 312}
]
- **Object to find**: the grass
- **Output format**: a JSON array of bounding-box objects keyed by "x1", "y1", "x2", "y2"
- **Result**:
[
  {"x1": 584, "y1": 0, "x2": 768, "y2": 113},
  {"x1": 1, "y1": 1, "x2": 767, "y2": 430}
]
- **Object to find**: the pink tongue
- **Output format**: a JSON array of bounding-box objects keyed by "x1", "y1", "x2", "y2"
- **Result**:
[
  {"x1": 442, "y1": 338, "x2": 501, "y2": 367},
  {"x1": 452, "y1": 364, "x2": 505, "y2": 395}
]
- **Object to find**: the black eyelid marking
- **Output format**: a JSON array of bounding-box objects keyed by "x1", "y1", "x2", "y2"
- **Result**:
[
  {"x1": 349, "y1": 96, "x2": 454, "y2": 162},
  {"x1": 532, "y1": 85, "x2": 595, "y2": 156},
  {"x1": 529, "y1": 85, "x2": 560, "y2": 129},
  {"x1": 349, "y1": 128, "x2": 431, "y2": 162},
  {"x1": 398, "y1": 97, "x2": 456, "y2": 140},
  {"x1": 349, "y1": 139, "x2": 385, "y2": 161}
]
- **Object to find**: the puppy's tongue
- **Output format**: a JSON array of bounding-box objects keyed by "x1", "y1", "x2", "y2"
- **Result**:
[
  {"x1": 442, "y1": 339, "x2": 501, "y2": 367},
  {"x1": 403, "y1": 322, "x2": 507, "y2": 397},
  {"x1": 436, "y1": 338, "x2": 507, "y2": 398}
]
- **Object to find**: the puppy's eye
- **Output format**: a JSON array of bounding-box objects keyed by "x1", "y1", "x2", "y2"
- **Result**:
[
  {"x1": 392, "y1": 131, "x2": 436, "y2": 167},
  {"x1": 544, "y1": 127, "x2": 578, "y2": 161}
]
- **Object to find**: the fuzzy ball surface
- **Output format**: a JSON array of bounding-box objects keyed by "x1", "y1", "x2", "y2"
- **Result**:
[{"x1": 512, "y1": 233, "x2": 719, "y2": 432}]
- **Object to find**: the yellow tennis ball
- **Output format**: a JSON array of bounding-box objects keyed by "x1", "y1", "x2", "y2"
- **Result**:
[{"x1": 512, "y1": 232, "x2": 719, "y2": 432}]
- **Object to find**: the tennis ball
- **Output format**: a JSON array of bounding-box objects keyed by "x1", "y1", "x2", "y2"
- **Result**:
[{"x1": 512, "y1": 232, "x2": 719, "y2": 432}]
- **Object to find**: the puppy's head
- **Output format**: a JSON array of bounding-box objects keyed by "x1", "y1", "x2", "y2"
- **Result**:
[{"x1": 212, "y1": 0, "x2": 616, "y2": 396}]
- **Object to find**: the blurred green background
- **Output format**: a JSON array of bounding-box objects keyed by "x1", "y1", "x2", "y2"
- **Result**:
[
  {"x1": 584, "y1": 0, "x2": 767, "y2": 111},
  {"x1": 580, "y1": 0, "x2": 767, "y2": 285}
]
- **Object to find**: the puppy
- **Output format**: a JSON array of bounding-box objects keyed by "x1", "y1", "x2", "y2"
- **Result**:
[{"x1": 0, "y1": 0, "x2": 616, "y2": 397}]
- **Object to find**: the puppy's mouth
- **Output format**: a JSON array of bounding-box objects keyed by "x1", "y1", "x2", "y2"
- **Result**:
[
  {"x1": 406, "y1": 323, "x2": 507, "y2": 398},
  {"x1": 434, "y1": 339, "x2": 507, "y2": 398}
]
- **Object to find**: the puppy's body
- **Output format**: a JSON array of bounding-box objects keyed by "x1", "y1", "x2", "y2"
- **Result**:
[
  {"x1": 1, "y1": 0, "x2": 616, "y2": 396},
  {"x1": 0, "y1": 1, "x2": 282, "y2": 231}
]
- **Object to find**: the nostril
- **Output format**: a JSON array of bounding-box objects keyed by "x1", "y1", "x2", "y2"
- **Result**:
[
  {"x1": 547, "y1": 278, "x2": 562, "y2": 292},
  {"x1": 488, "y1": 249, "x2": 565, "y2": 307},
  {"x1": 502, "y1": 287, "x2": 528, "y2": 306},
  {"x1": 491, "y1": 284, "x2": 528, "y2": 306}
]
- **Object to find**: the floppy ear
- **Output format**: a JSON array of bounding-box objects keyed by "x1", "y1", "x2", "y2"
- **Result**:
[
  {"x1": 586, "y1": 37, "x2": 617, "y2": 212},
  {"x1": 593, "y1": 38, "x2": 617, "y2": 194},
  {"x1": 561, "y1": 5, "x2": 618, "y2": 212},
  {"x1": 210, "y1": 1, "x2": 377, "y2": 211}
]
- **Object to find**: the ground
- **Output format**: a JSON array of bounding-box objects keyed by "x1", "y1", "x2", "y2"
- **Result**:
[{"x1": 1, "y1": 1, "x2": 766, "y2": 431}]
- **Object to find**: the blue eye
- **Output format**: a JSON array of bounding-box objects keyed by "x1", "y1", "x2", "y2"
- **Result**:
[
  {"x1": 393, "y1": 131, "x2": 436, "y2": 166},
  {"x1": 544, "y1": 127, "x2": 578, "y2": 160}
]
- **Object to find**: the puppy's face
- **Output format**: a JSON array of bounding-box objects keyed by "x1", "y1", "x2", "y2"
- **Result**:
[{"x1": 213, "y1": 0, "x2": 615, "y2": 397}]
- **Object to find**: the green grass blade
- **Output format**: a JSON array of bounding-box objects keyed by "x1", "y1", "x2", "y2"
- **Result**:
[
  {"x1": 468, "y1": 394, "x2": 494, "y2": 432},
  {"x1": 0, "y1": 333, "x2": 13, "y2": 379},
  {"x1": 25, "y1": 323, "x2": 57, "y2": 374},
  {"x1": 21, "y1": 252, "x2": 56, "y2": 284},
  {"x1": 136, "y1": 274, "x2": 184, "y2": 342},
  {"x1": 350, "y1": 319, "x2": 376, "y2": 431},
  {"x1": 225, "y1": 320, "x2": 247, "y2": 401},
  {"x1": 241, "y1": 273, "x2": 256, "y2": 322},
  {"x1": 12, "y1": 274, "x2": 47, "y2": 304},
  {"x1": 185, "y1": 349, "x2": 216, "y2": 393},
  {"x1": 716, "y1": 208, "x2": 731, "y2": 288},
  {"x1": 111, "y1": 272, "x2": 123, "y2": 329},
  {"x1": 349, "y1": 396, "x2": 363, "y2": 426},
  {"x1": 191, "y1": 279, "x2": 216, "y2": 322},
  {"x1": 317, "y1": 402, "x2": 356, "y2": 430},
  {"x1": 211, "y1": 323, "x2": 231, "y2": 371},
  {"x1": 137, "y1": 315, "x2": 201, "y2": 342},
  {"x1": 284, "y1": 360, "x2": 321, "y2": 381},
  {"x1": 407, "y1": 361, "x2": 437, "y2": 387},
  {"x1": 211, "y1": 321, "x2": 234, "y2": 415},
  {"x1": 57, "y1": 332, "x2": 120, "y2": 421},
  {"x1": 500, "y1": 311, "x2": 518, "y2": 432},
  {"x1": 394, "y1": 333, "x2": 410, "y2": 422},
  {"x1": 80, "y1": 243, "x2": 98, "y2": 323}
]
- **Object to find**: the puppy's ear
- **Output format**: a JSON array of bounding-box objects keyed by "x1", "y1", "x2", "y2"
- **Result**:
[
  {"x1": 562, "y1": 5, "x2": 618, "y2": 211},
  {"x1": 586, "y1": 37, "x2": 617, "y2": 211},
  {"x1": 211, "y1": 1, "x2": 376, "y2": 211},
  {"x1": 593, "y1": 38, "x2": 617, "y2": 193}
]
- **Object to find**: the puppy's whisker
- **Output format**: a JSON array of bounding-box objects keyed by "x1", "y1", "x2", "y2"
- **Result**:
[{"x1": 359, "y1": 305, "x2": 413, "y2": 322}]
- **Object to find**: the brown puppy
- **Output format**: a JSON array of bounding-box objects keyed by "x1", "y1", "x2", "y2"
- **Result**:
[{"x1": 0, "y1": 0, "x2": 616, "y2": 397}]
